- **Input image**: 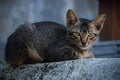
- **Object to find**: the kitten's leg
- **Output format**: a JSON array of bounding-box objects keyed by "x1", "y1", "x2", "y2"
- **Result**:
[
  {"x1": 45, "y1": 46, "x2": 75, "y2": 62},
  {"x1": 87, "y1": 53, "x2": 95, "y2": 58},
  {"x1": 12, "y1": 45, "x2": 43, "y2": 69},
  {"x1": 27, "y1": 45, "x2": 43, "y2": 63}
]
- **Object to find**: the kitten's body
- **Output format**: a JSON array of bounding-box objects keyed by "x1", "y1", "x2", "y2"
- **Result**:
[{"x1": 5, "y1": 9, "x2": 106, "y2": 68}]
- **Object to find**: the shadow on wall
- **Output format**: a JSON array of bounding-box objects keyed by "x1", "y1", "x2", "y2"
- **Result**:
[{"x1": 0, "y1": 0, "x2": 98, "y2": 62}]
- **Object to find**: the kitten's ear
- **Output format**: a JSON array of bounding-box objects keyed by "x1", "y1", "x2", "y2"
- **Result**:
[
  {"x1": 91, "y1": 14, "x2": 106, "y2": 31},
  {"x1": 66, "y1": 9, "x2": 80, "y2": 26}
]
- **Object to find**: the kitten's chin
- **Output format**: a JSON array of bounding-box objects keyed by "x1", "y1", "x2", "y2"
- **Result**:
[{"x1": 80, "y1": 45, "x2": 91, "y2": 50}]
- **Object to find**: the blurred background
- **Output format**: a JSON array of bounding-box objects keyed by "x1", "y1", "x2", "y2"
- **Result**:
[{"x1": 0, "y1": 0, "x2": 120, "y2": 64}]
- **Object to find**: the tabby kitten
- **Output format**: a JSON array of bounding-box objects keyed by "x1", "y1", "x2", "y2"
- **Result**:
[{"x1": 5, "y1": 9, "x2": 106, "y2": 68}]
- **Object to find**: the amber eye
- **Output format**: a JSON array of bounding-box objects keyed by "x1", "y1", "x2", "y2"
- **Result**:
[
  {"x1": 88, "y1": 33, "x2": 96, "y2": 39},
  {"x1": 73, "y1": 32, "x2": 80, "y2": 37}
]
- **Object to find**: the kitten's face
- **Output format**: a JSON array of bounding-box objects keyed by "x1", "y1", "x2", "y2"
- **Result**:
[
  {"x1": 67, "y1": 22, "x2": 98, "y2": 49},
  {"x1": 66, "y1": 9, "x2": 106, "y2": 49}
]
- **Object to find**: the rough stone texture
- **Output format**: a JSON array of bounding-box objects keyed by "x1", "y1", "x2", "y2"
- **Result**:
[{"x1": 1, "y1": 58, "x2": 120, "y2": 80}]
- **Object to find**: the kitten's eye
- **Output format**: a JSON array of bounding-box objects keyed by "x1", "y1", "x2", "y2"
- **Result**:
[
  {"x1": 88, "y1": 33, "x2": 97, "y2": 39},
  {"x1": 89, "y1": 33, "x2": 95, "y2": 37},
  {"x1": 69, "y1": 32, "x2": 80, "y2": 40},
  {"x1": 73, "y1": 32, "x2": 80, "y2": 37}
]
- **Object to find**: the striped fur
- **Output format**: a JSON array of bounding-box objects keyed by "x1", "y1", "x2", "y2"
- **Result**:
[{"x1": 5, "y1": 9, "x2": 106, "y2": 68}]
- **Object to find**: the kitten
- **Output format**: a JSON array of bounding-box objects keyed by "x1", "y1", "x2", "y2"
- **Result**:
[{"x1": 5, "y1": 9, "x2": 106, "y2": 68}]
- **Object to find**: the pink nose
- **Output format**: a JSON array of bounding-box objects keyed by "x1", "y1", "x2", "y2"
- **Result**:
[
  {"x1": 81, "y1": 41, "x2": 86, "y2": 46},
  {"x1": 81, "y1": 37, "x2": 87, "y2": 46}
]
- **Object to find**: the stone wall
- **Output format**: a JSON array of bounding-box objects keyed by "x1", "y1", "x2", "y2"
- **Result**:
[{"x1": 0, "y1": 58, "x2": 120, "y2": 80}]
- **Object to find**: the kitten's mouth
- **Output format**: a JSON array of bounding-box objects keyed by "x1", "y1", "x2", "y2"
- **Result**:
[
  {"x1": 80, "y1": 47, "x2": 89, "y2": 49},
  {"x1": 75, "y1": 43, "x2": 92, "y2": 50},
  {"x1": 79, "y1": 45, "x2": 91, "y2": 50}
]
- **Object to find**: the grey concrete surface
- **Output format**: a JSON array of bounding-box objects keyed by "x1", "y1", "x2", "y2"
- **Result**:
[{"x1": 0, "y1": 58, "x2": 120, "y2": 80}]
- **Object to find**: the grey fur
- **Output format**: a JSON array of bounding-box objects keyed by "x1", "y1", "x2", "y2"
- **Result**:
[{"x1": 5, "y1": 9, "x2": 106, "y2": 68}]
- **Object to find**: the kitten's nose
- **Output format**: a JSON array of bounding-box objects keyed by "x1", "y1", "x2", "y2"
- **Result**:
[{"x1": 81, "y1": 42, "x2": 86, "y2": 46}]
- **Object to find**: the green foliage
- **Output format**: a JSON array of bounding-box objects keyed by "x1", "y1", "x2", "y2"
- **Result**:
[
  {"x1": 0, "y1": 59, "x2": 13, "y2": 73},
  {"x1": 0, "y1": 59, "x2": 5, "y2": 65}
]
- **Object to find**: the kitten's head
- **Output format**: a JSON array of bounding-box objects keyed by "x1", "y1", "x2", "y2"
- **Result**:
[{"x1": 66, "y1": 9, "x2": 106, "y2": 49}]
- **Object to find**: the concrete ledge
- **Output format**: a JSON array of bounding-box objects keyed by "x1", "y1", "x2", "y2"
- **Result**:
[
  {"x1": 93, "y1": 41, "x2": 120, "y2": 57},
  {"x1": 1, "y1": 58, "x2": 120, "y2": 80}
]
